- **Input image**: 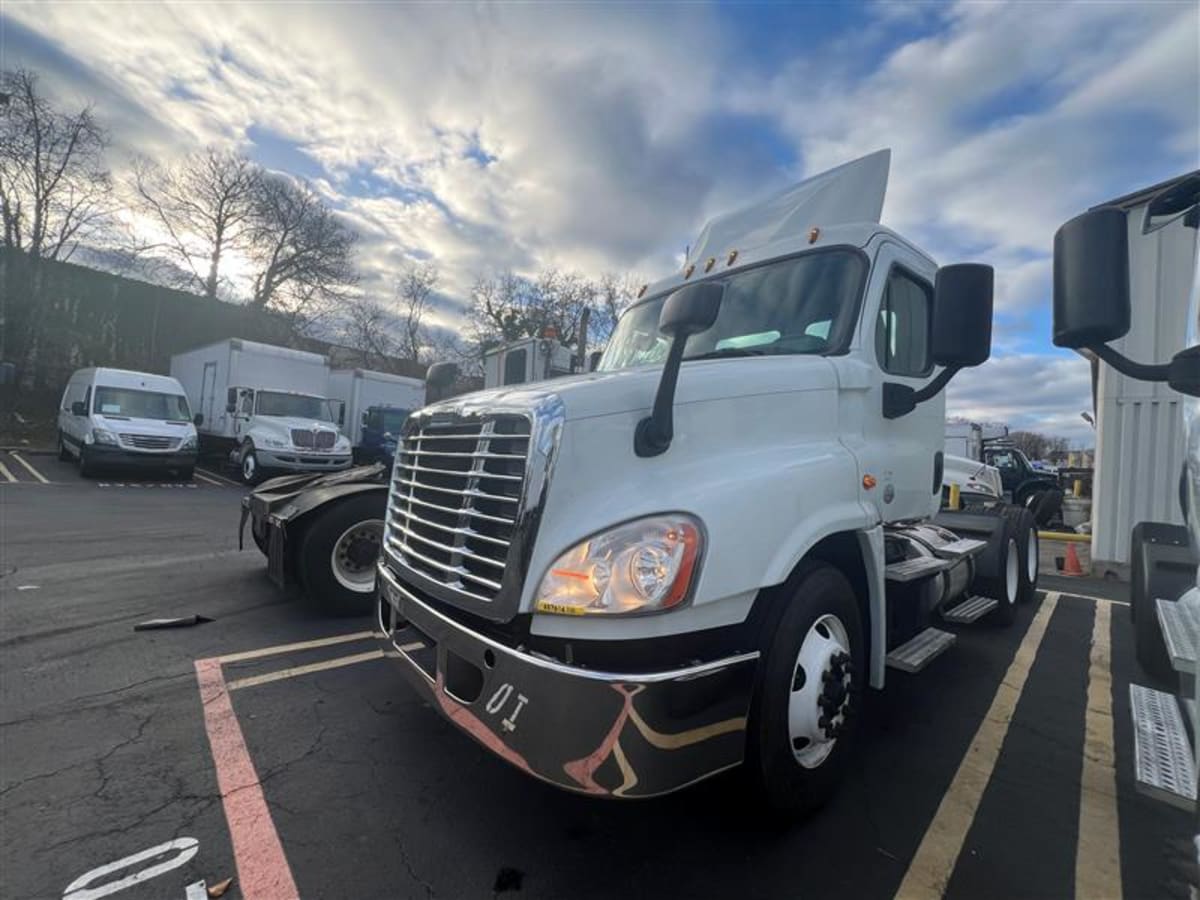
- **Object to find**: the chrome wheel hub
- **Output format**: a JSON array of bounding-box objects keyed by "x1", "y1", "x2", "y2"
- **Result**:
[
  {"x1": 788, "y1": 613, "x2": 852, "y2": 769},
  {"x1": 331, "y1": 520, "x2": 385, "y2": 592}
]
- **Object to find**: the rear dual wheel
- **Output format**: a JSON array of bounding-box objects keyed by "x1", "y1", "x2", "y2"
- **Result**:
[
  {"x1": 295, "y1": 493, "x2": 386, "y2": 616},
  {"x1": 973, "y1": 505, "x2": 1038, "y2": 625}
]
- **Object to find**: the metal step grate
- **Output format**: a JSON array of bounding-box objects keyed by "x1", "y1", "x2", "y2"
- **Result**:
[
  {"x1": 935, "y1": 537, "x2": 987, "y2": 560},
  {"x1": 1156, "y1": 598, "x2": 1200, "y2": 676},
  {"x1": 1130, "y1": 684, "x2": 1196, "y2": 810},
  {"x1": 942, "y1": 595, "x2": 999, "y2": 624},
  {"x1": 885, "y1": 555, "x2": 952, "y2": 584},
  {"x1": 886, "y1": 627, "x2": 956, "y2": 673}
]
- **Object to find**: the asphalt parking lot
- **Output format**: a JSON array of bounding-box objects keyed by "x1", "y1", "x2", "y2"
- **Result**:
[{"x1": 0, "y1": 450, "x2": 1192, "y2": 900}]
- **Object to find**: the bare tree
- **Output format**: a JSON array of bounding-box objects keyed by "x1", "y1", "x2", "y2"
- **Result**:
[
  {"x1": 0, "y1": 68, "x2": 112, "y2": 262},
  {"x1": 247, "y1": 174, "x2": 358, "y2": 332},
  {"x1": 340, "y1": 293, "x2": 399, "y2": 370},
  {"x1": 396, "y1": 261, "x2": 439, "y2": 362},
  {"x1": 129, "y1": 148, "x2": 260, "y2": 299}
]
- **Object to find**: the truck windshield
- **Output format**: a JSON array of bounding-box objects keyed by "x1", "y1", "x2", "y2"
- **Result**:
[
  {"x1": 256, "y1": 391, "x2": 336, "y2": 422},
  {"x1": 370, "y1": 409, "x2": 411, "y2": 433},
  {"x1": 599, "y1": 249, "x2": 867, "y2": 371},
  {"x1": 93, "y1": 387, "x2": 191, "y2": 421}
]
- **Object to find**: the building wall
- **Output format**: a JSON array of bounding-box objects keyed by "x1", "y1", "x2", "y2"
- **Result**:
[{"x1": 1091, "y1": 201, "x2": 1198, "y2": 569}]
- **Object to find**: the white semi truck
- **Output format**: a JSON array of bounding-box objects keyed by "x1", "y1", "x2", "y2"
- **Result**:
[
  {"x1": 171, "y1": 338, "x2": 352, "y2": 484},
  {"x1": 370, "y1": 151, "x2": 1042, "y2": 814}
]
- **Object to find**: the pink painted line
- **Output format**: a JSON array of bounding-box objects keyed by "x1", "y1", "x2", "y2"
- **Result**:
[{"x1": 195, "y1": 657, "x2": 299, "y2": 900}]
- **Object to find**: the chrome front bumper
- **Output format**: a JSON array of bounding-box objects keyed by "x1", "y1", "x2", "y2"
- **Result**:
[{"x1": 376, "y1": 563, "x2": 759, "y2": 798}]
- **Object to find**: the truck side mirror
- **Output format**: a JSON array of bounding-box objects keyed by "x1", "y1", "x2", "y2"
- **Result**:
[
  {"x1": 884, "y1": 264, "x2": 993, "y2": 419},
  {"x1": 1052, "y1": 207, "x2": 1130, "y2": 349},
  {"x1": 634, "y1": 281, "x2": 723, "y2": 457},
  {"x1": 426, "y1": 361, "x2": 459, "y2": 391},
  {"x1": 225, "y1": 403, "x2": 236, "y2": 414},
  {"x1": 193, "y1": 413, "x2": 204, "y2": 427},
  {"x1": 932, "y1": 264, "x2": 993, "y2": 367},
  {"x1": 360, "y1": 411, "x2": 368, "y2": 428},
  {"x1": 589, "y1": 350, "x2": 603, "y2": 372},
  {"x1": 71, "y1": 401, "x2": 86, "y2": 416}
]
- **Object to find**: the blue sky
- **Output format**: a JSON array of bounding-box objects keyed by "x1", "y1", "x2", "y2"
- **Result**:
[{"x1": 4, "y1": 0, "x2": 1198, "y2": 443}]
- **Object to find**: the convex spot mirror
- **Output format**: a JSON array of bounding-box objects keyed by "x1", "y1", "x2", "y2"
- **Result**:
[
  {"x1": 931, "y1": 264, "x2": 994, "y2": 368},
  {"x1": 1053, "y1": 207, "x2": 1130, "y2": 349}
]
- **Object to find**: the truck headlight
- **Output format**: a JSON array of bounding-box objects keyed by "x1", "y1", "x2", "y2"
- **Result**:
[
  {"x1": 91, "y1": 428, "x2": 118, "y2": 446},
  {"x1": 262, "y1": 437, "x2": 288, "y2": 448},
  {"x1": 181, "y1": 435, "x2": 198, "y2": 451},
  {"x1": 535, "y1": 514, "x2": 703, "y2": 616},
  {"x1": 335, "y1": 437, "x2": 351, "y2": 453}
]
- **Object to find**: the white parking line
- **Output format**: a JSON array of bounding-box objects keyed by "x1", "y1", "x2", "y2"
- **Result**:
[
  {"x1": 9, "y1": 452, "x2": 49, "y2": 483},
  {"x1": 217, "y1": 630, "x2": 380, "y2": 665},
  {"x1": 0, "y1": 460, "x2": 15, "y2": 483},
  {"x1": 227, "y1": 649, "x2": 385, "y2": 691},
  {"x1": 896, "y1": 592, "x2": 1060, "y2": 899},
  {"x1": 196, "y1": 466, "x2": 241, "y2": 487},
  {"x1": 193, "y1": 471, "x2": 223, "y2": 486}
]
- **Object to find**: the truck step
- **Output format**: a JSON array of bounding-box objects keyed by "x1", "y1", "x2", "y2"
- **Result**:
[
  {"x1": 886, "y1": 627, "x2": 957, "y2": 673},
  {"x1": 885, "y1": 555, "x2": 953, "y2": 583},
  {"x1": 1157, "y1": 598, "x2": 1200, "y2": 675},
  {"x1": 1130, "y1": 684, "x2": 1196, "y2": 810},
  {"x1": 935, "y1": 537, "x2": 987, "y2": 560},
  {"x1": 941, "y1": 594, "x2": 999, "y2": 624}
]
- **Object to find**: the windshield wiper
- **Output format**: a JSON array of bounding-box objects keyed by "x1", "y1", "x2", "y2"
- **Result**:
[{"x1": 684, "y1": 347, "x2": 768, "y2": 361}]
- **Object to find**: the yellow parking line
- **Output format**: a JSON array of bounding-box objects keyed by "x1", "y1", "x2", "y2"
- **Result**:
[
  {"x1": 217, "y1": 630, "x2": 381, "y2": 665},
  {"x1": 227, "y1": 649, "x2": 385, "y2": 691},
  {"x1": 9, "y1": 452, "x2": 49, "y2": 483},
  {"x1": 895, "y1": 592, "x2": 1060, "y2": 900},
  {"x1": 0, "y1": 460, "x2": 15, "y2": 483},
  {"x1": 1076, "y1": 601, "x2": 1121, "y2": 900}
]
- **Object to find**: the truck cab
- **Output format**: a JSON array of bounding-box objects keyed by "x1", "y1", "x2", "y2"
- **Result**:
[
  {"x1": 374, "y1": 151, "x2": 1033, "y2": 814},
  {"x1": 357, "y1": 405, "x2": 412, "y2": 464},
  {"x1": 229, "y1": 387, "x2": 352, "y2": 484},
  {"x1": 982, "y1": 443, "x2": 1060, "y2": 504}
]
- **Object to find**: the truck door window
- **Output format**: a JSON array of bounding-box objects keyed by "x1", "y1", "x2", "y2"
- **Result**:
[
  {"x1": 504, "y1": 349, "x2": 527, "y2": 385},
  {"x1": 876, "y1": 269, "x2": 932, "y2": 377}
]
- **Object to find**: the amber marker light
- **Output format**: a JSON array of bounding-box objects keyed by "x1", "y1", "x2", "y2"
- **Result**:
[
  {"x1": 862, "y1": 474, "x2": 877, "y2": 490},
  {"x1": 808, "y1": 227, "x2": 820, "y2": 244}
]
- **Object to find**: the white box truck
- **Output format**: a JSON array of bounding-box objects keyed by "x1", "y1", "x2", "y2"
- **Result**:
[
  {"x1": 370, "y1": 150, "x2": 1043, "y2": 815},
  {"x1": 171, "y1": 338, "x2": 352, "y2": 484},
  {"x1": 327, "y1": 368, "x2": 425, "y2": 465}
]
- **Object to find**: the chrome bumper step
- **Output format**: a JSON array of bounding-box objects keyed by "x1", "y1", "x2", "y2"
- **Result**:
[
  {"x1": 942, "y1": 595, "x2": 998, "y2": 624},
  {"x1": 1130, "y1": 683, "x2": 1196, "y2": 810},
  {"x1": 886, "y1": 627, "x2": 956, "y2": 673},
  {"x1": 886, "y1": 556, "x2": 952, "y2": 583},
  {"x1": 935, "y1": 537, "x2": 987, "y2": 560}
]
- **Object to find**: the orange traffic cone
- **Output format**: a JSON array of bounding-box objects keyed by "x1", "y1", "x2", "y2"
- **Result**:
[{"x1": 1063, "y1": 541, "x2": 1084, "y2": 577}]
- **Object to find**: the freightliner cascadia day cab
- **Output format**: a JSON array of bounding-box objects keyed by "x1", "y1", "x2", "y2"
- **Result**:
[
  {"x1": 372, "y1": 150, "x2": 1043, "y2": 814},
  {"x1": 326, "y1": 368, "x2": 425, "y2": 465},
  {"x1": 171, "y1": 338, "x2": 352, "y2": 484},
  {"x1": 57, "y1": 367, "x2": 199, "y2": 479}
]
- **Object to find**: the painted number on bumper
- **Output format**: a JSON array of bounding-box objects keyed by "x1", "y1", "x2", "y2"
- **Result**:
[{"x1": 484, "y1": 682, "x2": 530, "y2": 734}]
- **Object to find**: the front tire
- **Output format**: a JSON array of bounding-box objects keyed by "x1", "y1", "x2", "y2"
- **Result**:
[
  {"x1": 296, "y1": 493, "x2": 387, "y2": 616},
  {"x1": 240, "y1": 445, "x2": 261, "y2": 485},
  {"x1": 58, "y1": 432, "x2": 71, "y2": 461},
  {"x1": 77, "y1": 446, "x2": 95, "y2": 478},
  {"x1": 745, "y1": 561, "x2": 864, "y2": 818}
]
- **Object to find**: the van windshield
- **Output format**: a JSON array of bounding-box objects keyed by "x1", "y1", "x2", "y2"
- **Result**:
[
  {"x1": 599, "y1": 249, "x2": 867, "y2": 371},
  {"x1": 256, "y1": 391, "x2": 336, "y2": 422},
  {"x1": 93, "y1": 387, "x2": 191, "y2": 421}
]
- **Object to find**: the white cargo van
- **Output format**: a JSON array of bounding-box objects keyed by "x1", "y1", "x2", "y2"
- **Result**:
[
  {"x1": 57, "y1": 368, "x2": 199, "y2": 479},
  {"x1": 170, "y1": 338, "x2": 352, "y2": 484}
]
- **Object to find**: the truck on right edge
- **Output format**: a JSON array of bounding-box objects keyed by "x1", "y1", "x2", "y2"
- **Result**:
[{"x1": 372, "y1": 150, "x2": 1041, "y2": 815}]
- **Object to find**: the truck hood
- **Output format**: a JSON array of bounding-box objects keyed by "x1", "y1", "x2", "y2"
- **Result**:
[
  {"x1": 424, "y1": 355, "x2": 839, "y2": 423},
  {"x1": 96, "y1": 415, "x2": 196, "y2": 439},
  {"x1": 255, "y1": 416, "x2": 340, "y2": 434}
]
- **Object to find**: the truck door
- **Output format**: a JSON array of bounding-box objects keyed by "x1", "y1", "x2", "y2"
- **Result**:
[
  {"x1": 857, "y1": 240, "x2": 944, "y2": 522},
  {"x1": 200, "y1": 362, "x2": 217, "y2": 429}
]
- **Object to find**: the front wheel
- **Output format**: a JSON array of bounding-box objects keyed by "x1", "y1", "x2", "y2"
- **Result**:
[
  {"x1": 58, "y1": 432, "x2": 71, "y2": 461},
  {"x1": 745, "y1": 561, "x2": 864, "y2": 819},
  {"x1": 240, "y1": 446, "x2": 261, "y2": 485},
  {"x1": 77, "y1": 446, "x2": 95, "y2": 478},
  {"x1": 297, "y1": 492, "x2": 387, "y2": 616}
]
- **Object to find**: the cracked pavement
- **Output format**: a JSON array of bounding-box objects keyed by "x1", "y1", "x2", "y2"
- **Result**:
[{"x1": 0, "y1": 459, "x2": 1193, "y2": 899}]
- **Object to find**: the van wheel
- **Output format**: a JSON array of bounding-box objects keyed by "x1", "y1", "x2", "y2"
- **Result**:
[
  {"x1": 58, "y1": 432, "x2": 71, "y2": 461},
  {"x1": 240, "y1": 446, "x2": 261, "y2": 485},
  {"x1": 745, "y1": 561, "x2": 864, "y2": 819},
  {"x1": 297, "y1": 493, "x2": 387, "y2": 616},
  {"x1": 77, "y1": 447, "x2": 95, "y2": 478}
]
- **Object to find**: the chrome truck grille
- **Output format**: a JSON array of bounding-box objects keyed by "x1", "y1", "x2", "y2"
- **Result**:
[
  {"x1": 382, "y1": 398, "x2": 563, "y2": 621},
  {"x1": 291, "y1": 428, "x2": 336, "y2": 449}
]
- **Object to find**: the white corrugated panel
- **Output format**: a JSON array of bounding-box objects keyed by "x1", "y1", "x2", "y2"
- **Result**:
[{"x1": 1092, "y1": 202, "x2": 1199, "y2": 567}]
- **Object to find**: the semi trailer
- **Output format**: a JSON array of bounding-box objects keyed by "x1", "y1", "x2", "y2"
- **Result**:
[{"x1": 364, "y1": 150, "x2": 1040, "y2": 814}]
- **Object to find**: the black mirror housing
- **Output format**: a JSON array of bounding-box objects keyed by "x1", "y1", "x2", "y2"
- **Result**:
[
  {"x1": 193, "y1": 413, "x2": 204, "y2": 427},
  {"x1": 659, "y1": 282, "x2": 723, "y2": 337},
  {"x1": 225, "y1": 402, "x2": 236, "y2": 414},
  {"x1": 1053, "y1": 207, "x2": 1130, "y2": 349},
  {"x1": 931, "y1": 263, "x2": 994, "y2": 367},
  {"x1": 71, "y1": 401, "x2": 86, "y2": 416},
  {"x1": 426, "y1": 361, "x2": 459, "y2": 391},
  {"x1": 588, "y1": 350, "x2": 603, "y2": 372},
  {"x1": 1169, "y1": 346, "x2": 1200, "y2": 397}
]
